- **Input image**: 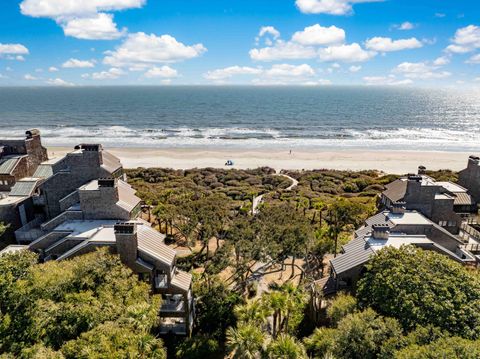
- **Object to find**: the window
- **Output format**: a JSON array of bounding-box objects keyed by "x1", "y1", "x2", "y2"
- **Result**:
[
  {"x1": 155, "y1": 271, "x2": 168, "y2": 289},
  {"x1": 439, "y1": 221, "x2": 447, "y2": 227}
]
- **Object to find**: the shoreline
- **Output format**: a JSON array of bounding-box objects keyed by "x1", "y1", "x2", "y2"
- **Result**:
[{"x1": 47, "y1": 146, "x2": 475, "y2": 173}]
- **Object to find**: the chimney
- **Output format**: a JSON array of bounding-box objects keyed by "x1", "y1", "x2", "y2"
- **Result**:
[
  {"x1": 98, "y1": 178, "x2": 116, "y2": 188},
  {"x1": 114, "y1": 222, "x2": 138, "y2": 267},
  {"x1": 25, "y1": 129, "x2": 40, "y2": 139},
  {"x1": 372, "y1": 224, "x2": 390, "y2": 240},
  {"x1": 468, "y1": 155, "x2": 480, "y2": 168},
  {"x1": 418, "y1": 165, "x2": 426, "y2": 175},
  {"x1": 391, "y1": 201, "x2": 406, "y2": 214},
  {"x1": 407, "y1": 174, "x2": 422, "y2": 182}
]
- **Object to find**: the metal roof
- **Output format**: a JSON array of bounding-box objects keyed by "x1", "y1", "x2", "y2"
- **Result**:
[
  {"x1": 454, "y1": 192, "x2": 475, "y2": 206},
  {"x1": 33, "y1": 164, "x2": 54, "y2": 178},
  {"x1": 0, "y1": 156, "x2": 22, "y2": 175},
  {"x1": 101, "y1": 151, "x2": 122, "y2": 174},
  {"x1": 9, "y1": 179, "x2": 40, "y2": 197},
  {"x1": 137, "y1": 225, "x2": 175, "y2": 266},
  {"x1": 171, "y1": 270, "x2": 192, "y2": 292},
  {"x1": 331, "y1": 236, "x2": 374, "y2": 275},
  {"x1": 117, "y1": 180, "x2": 142, "y2": 212}
]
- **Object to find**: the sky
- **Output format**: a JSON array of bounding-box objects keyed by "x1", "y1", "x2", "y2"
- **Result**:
[{"x1": 0, "y1": 0, "x2": 479, "y2": 87}]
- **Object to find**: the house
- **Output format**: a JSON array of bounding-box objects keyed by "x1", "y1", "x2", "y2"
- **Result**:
[
  {"x1": 0, "y1": 129, "x2": 48, "y2": 193},
  {"x1": 459, "y1": 156, "x2": 480, "y2": 205},
  {"x1": 1, "y1": 143, "x2": 124, "y2": 241},
  {"x1": 0, "y1": 138, "x2": 194, "y2": 335},
  {"x1": 381, "y1": 166, "x2": 475, "y2": 233},
  {"x1": 330, "y1": 204, "x2": 476, "y2": 290}
]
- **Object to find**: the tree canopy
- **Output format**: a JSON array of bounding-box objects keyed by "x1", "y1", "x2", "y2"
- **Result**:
[
  {"x1": 357, "y1": 246, "x2": 480, "y2": 339},
  {"x1": 0, "y1": 249, "x2": 165, "y2": 358}
]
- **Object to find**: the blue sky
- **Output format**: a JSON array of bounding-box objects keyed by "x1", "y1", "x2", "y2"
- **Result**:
[{"x1": 0, "y1": 0, "x2": 479, "y2": 86}]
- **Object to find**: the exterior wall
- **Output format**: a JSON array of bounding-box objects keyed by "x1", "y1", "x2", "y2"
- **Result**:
[
  {"x1": 0, "y1": 174, "x2": 15, "y2": 192},
  {"x1": 459, "y1": 158, "x2": 480, "y2": 204},
  {"x1": 40, "y1": 151, "x2": 105, "y2": 219},
  {"x1": 403, "y1": 179, "x2": 460, "y2": 233},
  {"x1": 0, "y1": 197, "x2": 35, "y2": 239},
  {"x1": 394, "y1": 223, "x2": 461, "y2": 252},
  {"x1": 78, "y1": 186, "x2": 129, "y2": 220}
]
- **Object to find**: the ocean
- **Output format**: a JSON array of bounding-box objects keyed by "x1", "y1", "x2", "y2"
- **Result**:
[{"x1": 0, "y1": 86, "x2": 479, "y2": 151}]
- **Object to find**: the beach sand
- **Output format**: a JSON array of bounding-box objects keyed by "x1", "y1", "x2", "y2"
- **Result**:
[{"x1": 47, "y1": 146, "x2": 475, "y2": 174}]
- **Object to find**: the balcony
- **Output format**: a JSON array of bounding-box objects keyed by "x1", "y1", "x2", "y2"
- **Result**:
[
  {"x1": 161, "y1": 299, "x2": 185, "y2": 313},
  {"x1": 159, "y1": 318, "x2": 187, "y2": 335}
]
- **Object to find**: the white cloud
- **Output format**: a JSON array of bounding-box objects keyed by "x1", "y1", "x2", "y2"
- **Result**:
[
  {"x1": 144, "y1": 66, "x2": 178, "y2": 78},
  {"x1": 263, "y1": 63, "x2": 315, "y2": 78},
  {"x1": 295, "y1": 0, "x2": 382, "y2": 15},
  {"x1": 0, "y1": 44, "x2": 29, "y2": 61},
  {"x1": 205, "y1": 64, "x2": 317, "y2": 84},
  {"x1": 24, "y1": 74, "x2": 38, "y2": 81},
  {"x1": 433, "y1": 56, "x2": 450, "y2": 66},
  {"x1": 0, "y1": 43, "x2": 29, "y2": 55},
  {"x1": 292, "y1": 24, "x2": 345, "y2": 46},
  {"x1": 62, "y1": 13, "x2": 126, "y2": 40},
  {"x1": 258, "y1": 26, "x2": 280, "y2": 39},
  {"x1": 302, "y1": 79, "x2": 332, "y2": 86},
  {"x1": 204, "y1": 66, "x2": 262, "y2": 81},
  {"x1": 363, "y1": 75, "x2": 413, "y2": 86},
  {"x1": 103, "y1": 32, "x2": 206, "y2": 68},
  {"x1": 87, "y1": 67, "x2": 125, "y2": 80},
  {"x1": 318, "y1": 43, "x2": 375, "y2": 62},
  {"x1": 466, "y1": 54, "x2": 480, "y2": 64},
  {"x1": 48, "y1": 66, "x2": 59, "y2": 72},
  {"x1": 46, "y1": 77, "x2": 75, "y2": 86},
  {"x1": 20, "y1": 0, "x2": 145, "y2": 40},
  {"x1": 349, "y1": 65, "x2": 362, "y2": 72},
  {"x1": 397, "y1": 22, "x2": 415, "y2": 30},
  {"x1": 62, "y1": 58, "x2": 95, "y2": 68},
  {"x1": 365, "y1": 37, "x2": 423, "y2": 52},
  {"x1": 446, "y1": 25, "x2": 480, "y2": 53},
  {"x1": 250, "y1": 40, "x2": 316, "y2": 61},
  {"x1": 394, "y1": 61, "x2": 451, "y2": 79}
]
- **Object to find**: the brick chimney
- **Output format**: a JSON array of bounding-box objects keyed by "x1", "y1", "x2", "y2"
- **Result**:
[
  {"x1": 418, "y1": 165, "x2": 426, "y2": 175},
  {"x1": 391, "y1": 201, "x2": 406, "y2": 214},
  {"x1": 114, "y1": 222, "x2": 138, "y2": 267},
  {"x1": 372, "y1": 224, "x2": 390, "y2": 240}
]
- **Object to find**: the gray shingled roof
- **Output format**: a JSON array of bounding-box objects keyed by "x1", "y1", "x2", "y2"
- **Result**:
[
  {"x1": 331, "y1": 237, "x2": 374, "y2": 275},
  {"x1": 382, "y1": 179, "x2": 407, "y2": 202}
]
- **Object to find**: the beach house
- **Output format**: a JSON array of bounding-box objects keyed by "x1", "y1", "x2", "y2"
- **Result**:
[
  {"x1": 330, "y1": 203, "x2": 476, "y2": 289},
  {"x1": 381, "y1": 166, "x2": 476, "y2": 234},
  {"x1": 0, "y1": 139, "x2": 193, "y2": 335}
]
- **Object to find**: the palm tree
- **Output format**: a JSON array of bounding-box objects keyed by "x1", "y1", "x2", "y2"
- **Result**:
[
  {"x1": 263, "y1": 291, "x2": 287, "y2": 338},
  {"x1": 266, "y1": 334, "x2": 307, "y2": 359},
  {"x1": 234, "y1": 299, "x2": 271, "y2": 327},
  {"x1": 226, "y1": 323, "x2": 266, "y2": 359},
  {"x1": 280, "y1": 283, "x2": 306, "y2": 334}
]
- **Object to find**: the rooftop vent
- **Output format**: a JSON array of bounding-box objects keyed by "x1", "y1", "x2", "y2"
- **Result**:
[
  {"x1": 418, "y1": 165, "x2": 426, "y2": 175},
  {"x1": 114, "y1": 222, "x2": 137, "y2": 234},
  {"x1": 372, "y1": 224, "x2": 390, "y2": 240},
  {"x1": 98, "y1": 178, "x2": 116, "y2": 188}
]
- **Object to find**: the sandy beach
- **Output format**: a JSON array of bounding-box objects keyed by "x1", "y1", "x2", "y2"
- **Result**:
[{"x1": 47, "y1": 146, "x2": 475, "y2": 174}]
